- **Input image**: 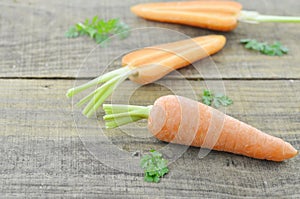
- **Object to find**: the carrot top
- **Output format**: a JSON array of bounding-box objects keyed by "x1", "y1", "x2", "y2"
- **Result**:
[
  {"x1": 103, "y1": 104, "x2": 152, "y2": 128},
  {"x1": 238, "y1": 10, "x2": 300, "y2": 24},
  {"x1": 66, "y1": 35, "x2": 226, "y2": 117}
]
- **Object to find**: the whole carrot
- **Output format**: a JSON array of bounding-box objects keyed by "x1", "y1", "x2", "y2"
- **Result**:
[
  {"x1": 67, "y1": 35, "x2": 226, "y2": 117},
  {"x1": 103, "y1": 95, "x2": 298, "y2": 162},
  {"x1": 131, "y1": 1, "x2": 300, "y2": 32}
]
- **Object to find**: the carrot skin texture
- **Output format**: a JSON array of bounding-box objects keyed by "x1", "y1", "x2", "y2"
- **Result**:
[
  {"x1": 131, "y1": 1, "x2": 242, "y2": 31},
  {"x1": 148, "y1": 95, "x2": 298, "y2": 161},
  {"x1": 131, "y1": 9, "x2": 238, "y2": 32},
  {"x1": 122, "y1": 35, "x2": 226, "y2": 84},
  {"x1": 122, "y1": 35, "x2": 220, "y2": 68},
  {"x1": 131, "y1": 1, "x2": 242, "y2": 14}
]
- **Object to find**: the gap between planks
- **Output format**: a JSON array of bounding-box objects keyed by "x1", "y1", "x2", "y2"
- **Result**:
[{"x1": 0, "y1": 76, "x2": 300, "y2": 81}]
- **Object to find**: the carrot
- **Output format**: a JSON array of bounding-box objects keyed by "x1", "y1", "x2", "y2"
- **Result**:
[
  {"x1": 66, "y1": 35, "x2": 226, "y2": 117},
  {"x1": 131, "y1": 9, "x2": 238, "y2": 32},
  {"x1": 131, "y1": 1, "x2": 300, "y2": 32},
  {"x1": 125, "y1": 35, "x2": 225, "y2": 84},
  {"x1": 132, "y1": 1, "x2": 242, "y2": 14},
  {"x1": 103, "y1": 95, "x2": 298, "y2": 162},
  {"x1": 131, "y1": 1, "x2": 241, "y2": 31}
]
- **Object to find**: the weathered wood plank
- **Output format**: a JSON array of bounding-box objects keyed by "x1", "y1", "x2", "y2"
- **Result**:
[
  {"x1": 1, "y1": 79, "x2": 299, "y2": 137},
  {"x1": 0, "y1": 0, "x2": 299, "y2": 79},
  {"x1": 0, "y1": 136, "x2": 299, "y2": 198},
  {"x1": 1, "y1": 0, "x2": 300, "y2": 197},
  {"x1": 0, "y1": 79, "x2": 299, "y2": 197}
]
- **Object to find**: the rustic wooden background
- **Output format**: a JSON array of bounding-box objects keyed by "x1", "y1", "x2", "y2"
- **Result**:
[{"x1": 0, "y1": 0, "x2": 299, "y2": 197}]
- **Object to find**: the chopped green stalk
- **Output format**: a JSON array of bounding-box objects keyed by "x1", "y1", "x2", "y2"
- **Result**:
[
  {"x1": 75, "y1": 73, "x2": 127, "y2": 108},
  {"x1": 103, "y1": 104, "x2": 152, "y2": 128},
  {"x1": 103, "y1": 108, "x2": 150, "y2": 120},
  {"x1": 66, "y1": 66, "x2": 138, "y2": 117},
  {"x1": 75, "y1": 80, "x2": 115, "y2": 108},
  {"x1": 82, "y1": 82, "x2": 117, "y2": 116},
  {"x1": 79, "y1": 75, "x2": 123, "y2": 110},
  {"x1": 84, "y1": 83, "x2": 118, "y2": 117},
  {"x1": 103, "y1": 104, "x2": 148, "y2": 114},
  {"x1": 66, "y1": 67, "x2": 131, "y2": 98},
  {"x1": 238, "y1": 11, "x2": 300, "y2": 24},
  {"x1": 84, "y1": 69, "x2": 135, "y2": 117},
  {"x1": 105, "y1": 116, "x2": 142, "y2": 129}
]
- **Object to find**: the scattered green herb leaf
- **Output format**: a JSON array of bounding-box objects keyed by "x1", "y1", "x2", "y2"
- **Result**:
[
  {"x1": 240, "y1": 39, "x2": 288, "y2": 56},
  {"x1": 140, "y1": 149, "x2": 169, "y2": 183},
  {"x1": 65, "y1": 16, "x2": 130, "y2": 45},
  {"x1": 202, "y1": 90, "x2": 233, "y2": 108}
]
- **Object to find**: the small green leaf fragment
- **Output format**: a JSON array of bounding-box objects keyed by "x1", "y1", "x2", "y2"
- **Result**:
[
  {"x1": 240, "y1": 39, "x2": 288, "y2": 56},
  {"x1": 65, "y1": 26, "x2": 79, "y2": 38},
  {"x1": 144, "y1": 175, "x2": 155, "y2": 182},
  {"x1": 280, "y1": 46, "x2": 289, "y2": 53},
  {"x1": 140, "y1": 150, "x2": 169, "y2": 183},
  {"x1": 153, "y1": 176, "x2": 160, "y2": 183},
  {"x1": 202, "y1": 90, "x2": 213, "y2": 106},
  {"x1": 202, "y1": 90, "x2": 233, "y2": 108},
  {"x1": 240, "y1": 38, "x2": 251, "y2": 43}
]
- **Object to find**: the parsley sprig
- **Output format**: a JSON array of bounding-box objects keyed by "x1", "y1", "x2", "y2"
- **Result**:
[
  {"x1": 65, "y1": 16, "x2": 130, "y2": 45},
  {"x1": 240, "y1": 39, "x2": 288, "y2": 56},
  {"x1": 202, "y1": 90, "x2": 233, "y2": 108},
  {"x1": 140, "y1": 149, "x2": 169, "y2": 183}
]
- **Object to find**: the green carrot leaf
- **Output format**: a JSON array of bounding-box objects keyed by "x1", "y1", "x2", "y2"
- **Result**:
[
  {"x1": 202, "y1": 90, "x2": 233, "y2": 108},
  {"x1": 240, "y1": 39, "x2": 288, "y2": 56},
  {"x1": 140, "y1": 150, "x2": 169, "y2": 183},
  {"x1": 65, "y1": 26, "x2": 79, "y2": 38},
  {"x1": 202, "y1": 90, "x2": 213, "y2": 106},
  {"x1": 214, "y1": 94, "x2": 233, "y2": 108},
  {"x1": 65, "y1": 17, "x2": 130, "y2": 45}
]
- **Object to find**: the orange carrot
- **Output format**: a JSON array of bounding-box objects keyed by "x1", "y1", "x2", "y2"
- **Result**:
[
  {"x1": 131, "y1": 1, "x2": 241, "y2": 31},
  {"x1": 123, "y1": 35, "x2": 226, "y2": 84},
  {"x1": 66, "y1": 35, "x2": 226, "y2": 117},
  {"x1": 132, "y1": 1, "x2": 242, "y2": 14},
  {"x1": 131, "y1": 1, "x2": 300, "y2": 32},
  {"x1": 103, "y1": 95, "x2": 298, "y2": 162}
]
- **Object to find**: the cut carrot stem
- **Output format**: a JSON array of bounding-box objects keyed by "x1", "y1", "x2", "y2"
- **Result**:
[
  {"x1": 103, "y1": 104, "x2": 150, "y2": 114},
  {"x1": 83, "y1": 69, "x2": 135, "y2": 117},
  {"x1": 66, "y1": 67, "x2": 132, "y2": 98},
  {"x1": 66, "y1": 35, "x2": 226, "y2": 117},
  {"x1": 103, "y1": 95, "x2": 298, "y2": 162},
  {"x1": 239, "y1": 11, "x2": 300, "y2": 23},
  {"x1": 131, "y1": 1, "x2": 300, "y2": 31},
  {"x1": 103, "y1": 104, "x2": 152, "y2": 128}
]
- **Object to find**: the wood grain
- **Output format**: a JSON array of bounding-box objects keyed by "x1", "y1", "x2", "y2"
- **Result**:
[
  {"x1": 0, "y1": 79, "x2": 299, "y2": 197},
  {"x1": 1, "y1": 79, "x2": 299, "y2": 137},
  {"x1": 0, "y1": 0, "x2": 299, "y2": 79},
  {"x1": 1, "y1": 0, "x2": 300, "y2": 197},
  {"x1": 0, "y1": 136, "x2": 299, "y2": 198}
]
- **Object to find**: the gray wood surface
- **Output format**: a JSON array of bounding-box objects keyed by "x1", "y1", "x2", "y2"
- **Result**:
[
  {"x1": 1, "y1": 79, "x2": 299, "y2": 197},
  {"x1": 0, "y1": 0, "x2": 299, "y2": 198},
  {"x1": 0, "y1": 0, "x2": 299, "y2": 79}
]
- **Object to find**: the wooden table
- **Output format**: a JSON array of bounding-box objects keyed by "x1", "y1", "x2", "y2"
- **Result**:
[{"x1": 1, "y1": 0, "x2": 299, "y2": 197}]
